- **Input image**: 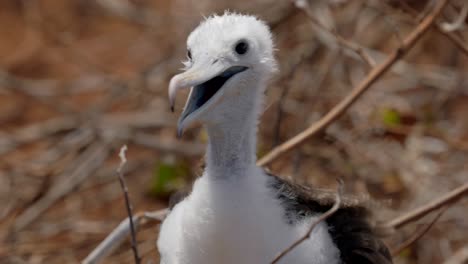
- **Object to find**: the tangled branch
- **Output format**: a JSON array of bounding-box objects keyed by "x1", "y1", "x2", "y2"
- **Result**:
[{"x1": 257, "y1": 0, "x2": 451, "y2": 167}]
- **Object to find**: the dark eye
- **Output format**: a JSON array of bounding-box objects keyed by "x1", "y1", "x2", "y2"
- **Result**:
[
  {"x1": 235, "y1": 41, "x2": 248, "y2": 55},
  {"x1": 187, "y1": 49, "x2": 192, "y2": 60}
]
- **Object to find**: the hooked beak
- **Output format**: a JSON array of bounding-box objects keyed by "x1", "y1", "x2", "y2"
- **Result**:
[{"x1": 168, "y1": 64, "x2": 248, "y2": 137}]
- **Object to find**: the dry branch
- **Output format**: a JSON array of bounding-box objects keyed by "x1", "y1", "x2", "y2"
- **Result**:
[
  {"x1": 395, "y1": 1, "x2": 468, "y2": 57},
  {"x1": 257, "y1": 0, "x2": 451, "y2": 167},
  {"x1": 116, "y1": 145, "x2": 140, "y2": 264},
  {"x1": 439, "y1": 1, "x2": 467, "y2": 32},
  {"x1": 387, "y1": 182, "x2": 468, "y2": 229},
  {"x1": 436, "y1": 27, "x2": 468, "y2": 56},
  {"x1": 0, "y1": 110, "x2": 177, "y2": 158},
  {"x1": 13, "y1": 142, "x2": 109, "y2": 231},
  {"x1": 0, "y1": 70, "x2": 75, "y2": 114},
  {"x1": 443, "y1": 245, "x2": 468, "y2": 264},
  {"x1": 96, "y1": 0, "x2": 159, "y2": 27},
  {"x1": 271, "y1": 180, "x2": 343, "y2": 264},
  {"x1": 293, "y1": 0, "x2": 376, "y2": 67},
  {"x1": 131, "y1": 132, "x2": 205, "y2": 157},
  {"x1": 0, "y1": 117, "x2": 78, "y2": 155},
  {"x1": 82, "y1": 209, "x2": 167, "y2": 264},
  {"x1": 390, "y1": 206, "x2": 448, "y2": 256}
]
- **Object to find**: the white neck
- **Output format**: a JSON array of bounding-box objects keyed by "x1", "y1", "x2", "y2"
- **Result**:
[
  {"x1": 205, "y1": 87, "x2": 262, "y2": 178},
  {"x1": 159, "y1": 76, "x2": 343, "y2": 264}
]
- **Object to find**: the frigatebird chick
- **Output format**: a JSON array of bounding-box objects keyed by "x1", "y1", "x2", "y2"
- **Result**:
[{"x1": 158, "y1": 12, "x2": 392, "y2": 264}]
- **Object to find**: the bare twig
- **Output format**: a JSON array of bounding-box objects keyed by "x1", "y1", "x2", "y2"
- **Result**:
[
  {"x1": 273, "y1": 59, "x2": 304, "y2": 147},
  {"x1": 395, "y1": 1, "x2": 468, "y2": 57},
  {"x1": 0, "y1": 110, "x2": 175, "y2": 157},
  {"x1": 0, "y1": 70, "x2": 75, "y2": 114},
  {"x1": 293, "y1": 0, "x2": 376, "y2": 67},
  {"x1": 257, "y1": 0, "x2": 451, "y2": 167},
  {"x1": 443, "y1": 245, "x2": 468, "y2": 264},
  {"x1": 26, "y1": 128, "x2": 94, "y2": 178},
  {"x1": 384, "y1": 124, "x2": 468, "y2": 152},
  {"x1": 439, "y1": 1, "x2": 467, "y2": 32},
  {"x1": 82, "y1": 209, "x2": 167, "y2": 264},
  {"x1": 390, "y1": 206, "x2": 448, "y2": 256},
  {"x1": 13, "y1": 142, "x2": 109, "y2": 231},
  {"x1": 116, "y1": 145, "x2": 140, "y2": 264},
  {"x1": 96, "y1": 0, "x2": 158, "y2": 27},
  {"x1": 131, "y1": 132, "x2": 205, "y2": 157},
  {"x1": 102, "y1": 111, "x2": 174, "y2": 129},
  {"x1": 436, "y1": 27, "x2": 468, "y2": 56},
  {"x1": 0, "y1": 117, "x2": 77, "y2": 150},
  {"x1": 387, "y1": 182, "x2": 468, "y2": 229},
  {"x1": 271, "y1": 180, "x2": 343, "y2": 264}
]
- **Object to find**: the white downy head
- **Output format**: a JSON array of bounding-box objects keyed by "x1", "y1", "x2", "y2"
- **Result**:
[{"x1": 169, "y1": 12, "x2": 277, "y2": 137}]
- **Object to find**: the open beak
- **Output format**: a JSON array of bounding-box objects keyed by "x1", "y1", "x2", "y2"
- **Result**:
[{"x1": 169, "y1": 64, "x2": 248, "y2": 137}]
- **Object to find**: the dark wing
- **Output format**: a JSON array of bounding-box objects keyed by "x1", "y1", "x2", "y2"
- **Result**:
[
  {"x1": 266, "y1": 172, "x2": 393, "y2": 264},
  {"x1": 327, "y1": 205, "x2": 393, "y2": 264},
  {"x1": 168, "y1": 186, "x2": 193, "y2": 210}
]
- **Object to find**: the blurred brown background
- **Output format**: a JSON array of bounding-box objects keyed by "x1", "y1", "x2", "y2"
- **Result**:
[{"x1": 0, "y1": 0, "x2": 467, "y2": 263}]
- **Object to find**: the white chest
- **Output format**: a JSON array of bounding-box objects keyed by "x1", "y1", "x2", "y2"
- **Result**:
[{"x1": 157, "y1": 170, "x2": 341, "y2": 264}]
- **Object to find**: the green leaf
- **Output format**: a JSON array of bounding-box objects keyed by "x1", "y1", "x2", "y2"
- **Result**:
[
  {"x1": 381, "y1": 108, "x2": 401, "y2": 126},
  {"x1": 149, "y1": 159, "x2": 189, "y2": 197},
  {"x1": 398, "y1": 247, "x2": 412, "y2": 259}
]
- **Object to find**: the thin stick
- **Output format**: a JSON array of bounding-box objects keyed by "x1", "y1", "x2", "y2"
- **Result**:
[
  {"x1": 294, "y1": 0, "x2": 376, "y2": 67},
  {"x1": 257, "y1": 0, "x2": 451, "y2": 167},
  {"x1": 391, "y1": 206, "x2": 448, "y2": 256},
  {"x1": 271, "y1": 180, "x2": 343, "y2": 264},
  {"x1": 397, "y1": 0, "x2": 468, "y2": 57},
  {"x1": 116, "y1": 145, "x2": 140, "y2": 264},
  {"x1": 82, "y1": 209, "x2": 167, "y2": 264},
  {"x1": 437, "y1": 27, "x2": 468, "y2": 56},
  {"x1": 439, "y1": 1, "x2": 467, "y2": 32},
  {"x1": 14, "y1": 142, "x2": 108, "y2": 231},
  {"x1": 387, "y1": 182, "x2": 468, "y2": 229},
  {"x1": 443, "y1": 245, "x2": 468, "y2": 264}
]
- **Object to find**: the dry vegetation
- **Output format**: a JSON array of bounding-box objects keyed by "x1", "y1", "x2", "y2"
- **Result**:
[{"x1": 0, "y1": 0, "x2": 467, "y2": 263}]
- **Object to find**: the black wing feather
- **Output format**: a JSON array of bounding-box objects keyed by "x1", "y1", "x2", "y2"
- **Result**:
[{"x1": 266, "y1": 172, "x2": 393, "y2": 264}]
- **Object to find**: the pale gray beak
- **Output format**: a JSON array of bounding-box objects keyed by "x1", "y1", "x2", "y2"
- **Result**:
[{"x1": 168, "y1": 65, "x2": 248, "y2": 137}]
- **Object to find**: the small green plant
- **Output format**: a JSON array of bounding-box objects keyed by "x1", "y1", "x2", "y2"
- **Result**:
[
  {"x1": 381, "y1": 108, "x2": 401, "y2": 126},
  {"x1": 149, "y1": 157, "x2": 190, "y2": 197}
]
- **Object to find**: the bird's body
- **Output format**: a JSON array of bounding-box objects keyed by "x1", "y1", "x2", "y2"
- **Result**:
[
  {"x1": 158, "y1": 12, "x2": 392, "y2": 264},
  {"x1": 159, "y1": 167, "x2": 341, "y2": 264}
]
